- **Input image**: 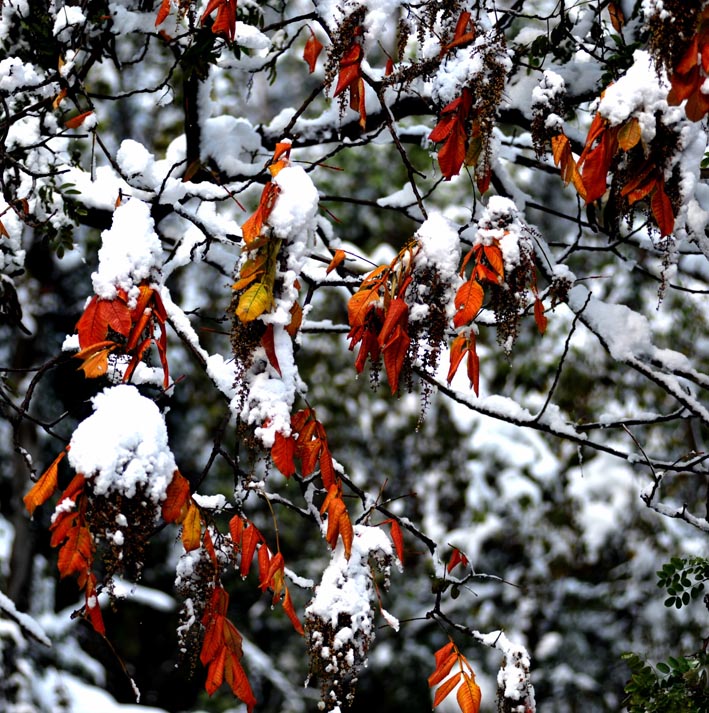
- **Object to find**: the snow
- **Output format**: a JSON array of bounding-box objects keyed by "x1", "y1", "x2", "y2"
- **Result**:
[
  {"x1": 68, "y1": 385, "x2": 177, "y2": 506},
  {"x1": 92, "y1": 199, "x2": 163, "y2": 304},
  {"x1": 0, "y1": 589, "x2": 51, "y2": 647}
]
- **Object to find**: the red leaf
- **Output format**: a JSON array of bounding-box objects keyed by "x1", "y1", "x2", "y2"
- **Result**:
[
  {"x1": 58, "y1": 525, "x2": 93, "y2": 579},
  {"x1": 204, "y1": 645, "x2": 226, "y2": 694},
  {"x1": 651, "y1": 182, "x2": 675, "y2": 236},
  {"x1": 378, "y1": 297, "x2": 408, "y2": 346},
  {"x1": 303, "y1": 31, "x2": 324, "y2": 73},
  {"x1": 334, "y1": 42, "x2": 363, "y2": 97},
  {"x1": 84, "y1": 573, "x2": 106, "y2": 635},
  {"x1": 283, "y1": 587, "x2": 304, "y2": 635},
  {"x1": 224, "y1": 651, "x2": 256, "y2": 713},
  {"x1": 534, "y1": 297, "x2": 548, "y2": 335},
  {"x1": 64, "y1": 111, "x2": 94, "y2": 129},
  {"x1": 447, "y1": 547, "x2": 470, "y2": 573},
  {"x1": 437, "y1": 119, "x2": 468, "y2": 180},
  {"x1": 389, "y1": 519, "x2": 404, "y2": 564},
  {"x1": 466, "y1": 333, "x2": 480, "y2": 396},
  {"x1": 381, "y1": 324, "x2": 410, "y2": 393},
  {"x1": 155, "y1": 0, "x2": 171, "y2": 26},
  {"x1": 272, "y1": 431, "x2": 296, "y2": 477},
  {"x1": 162, "y1": 470, "x2": 191, "y2": 523},
  {"x1": 261, "y1": 324, "x2": 281, "y2": 376},
  {"x1": 240, "y1": 524, "x2": 262, "y2": 578}
]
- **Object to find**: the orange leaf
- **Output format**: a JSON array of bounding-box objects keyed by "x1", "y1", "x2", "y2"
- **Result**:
[
  {"x1": 326, "y1": 249, "x2": 347, "y2": 274},
  {"x1": 303, "y1": 31, "x2": 324, "y2": 73},
  {"x1": 283, "y1": 586, "x2": 304, "y2": 635},
  {"x1": 319, "y1": 440, "x2": 336, "y2": 490},
  {"x1": 23, "y1": 449, "x2": 66, "y2": 515},
  {"x1": 457, "y1": 672, "x2": 482, "y2": 713},
  {"x1": 685, "y1": 85, "x2": 709, "y2": 121},
  {"x1": 453, "y1": 280, "x2": 483, "y2": 328},
  {"x1": 651, "y1": 182, "x2": 675, "y2": 236},
  {"x1": 182, "y1": 501, "x2": 202, "y2": 552},
  {"x1": 241, "y1": 183, "x2": 280, "y2": 245},
  {"x1": 76, "y1": 345, "x2": 115, "y2": 379},
  {"x1": 429, "y1": 651, "x2": 458, "y2": 687},
  {"x1": 257, "y1": 544, "x2": 271, "y2": 588},
  {"x1": 58, "y1": 525, "x2": 93, "y2": 579},
  {"x1": 447, "y1": 334, "x2": 467, "y2": 384},
  {"x1": 272, "y1": 431, "x2": 296, "y2": 477},
  {"x1": 338, "y1": 507, "x2": 353, "y2": 559},
  {"x1": 65, "y1": 111, "x2": 94, "y2": 129},
  {"x1": 433, "y1": 671, "x2": 462, "y2": 708},
  {"x1": 286, "y1": 300, "x2": 303, "y2": 338},
  {"x1": 668, "y1": 65, "x2": 701, "y2": 106},
  {"x1": 483, "y1": 245, "x2": 504, "y2": 280},
  {"x1": 162, "y1": 470, "x2": 191, "y2": 523},
  {"x1": 50, "y1": 510, "x2": 78, "y2": 547},
  {"x1": 608, "y1": 1, "x2": 624, "y2": 32},
  {"x1": 433, "y1": 642, "x2": 456, "y2": 669}
]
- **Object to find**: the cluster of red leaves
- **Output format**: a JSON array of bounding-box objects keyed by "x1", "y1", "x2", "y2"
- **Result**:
[
  {"x1": 200, "y1": 0, "x2": 238, "y2": 41},
  {"x1": 347, "y1": 245, "x2": 417, "y2": 394},
  {"x1": 229, "y1": 516, "x2": 303, "y2": 633},
  {"x1": 163, "y1": 472, "x2": 302, "y2": 707},
  {"x1": 448, "y1": 238, "x2": 546, "y2": 392},
  {"x1": 429, "y1": 641, "x2": 482, "y2": 713},
  {"x1": 429, "y1": 88, "x2": 473, "y2": 182},
  {"x1": 550, "y1": 134, "x2": 587, "y2": 200},
  {"x1": 24, "y1": 450, "x2": 104, "y2": 634},
  {"x1": 574, "y1": 113, "x2": 675, "y2": 236},
  {"x1": 200, "y1": 586, "x2": 256, "y2": 711},
  {"x1": 320, "y1": 483, "x2": 354, "y2": 559},
  {"x1": 667, "y1": 8, "x2": 709, "y2": 121},
  {"x1": 333, "y1": 28, "x2": 366, "y2": 129},
  {"x1": 271, "y1": 407, "x2": 336, "y2": 486},
  {"x1": 428, "y1": 13, "x2": 490, "y2": 190},
  {"x1": 74, "y1": 283, "x2": 170, "y2": 388}
]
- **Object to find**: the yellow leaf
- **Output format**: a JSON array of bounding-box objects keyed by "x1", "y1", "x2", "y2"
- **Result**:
[
  {"x1": 182, "y1": 501, "x2": 202, "y2": 551},
  {"x1": 235, "y1": 282, "x2": 274, "y2": 323},
  {"x1": 617, "y1": 117, "x2": 641, "y2": 152}
]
